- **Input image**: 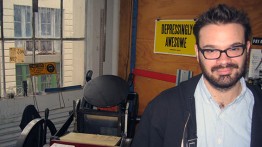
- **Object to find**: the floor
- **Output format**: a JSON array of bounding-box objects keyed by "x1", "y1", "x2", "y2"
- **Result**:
[
  {"x1": 0, "y1": 89, "x2": 82, "y2": 147},
  {"x1": 0, "y1": 105, "x2": 75, "y2": 147}
]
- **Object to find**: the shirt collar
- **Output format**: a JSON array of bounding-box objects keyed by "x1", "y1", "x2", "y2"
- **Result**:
[{"x1": 199, "y1": 75, "x2": 247, "y2": 104}]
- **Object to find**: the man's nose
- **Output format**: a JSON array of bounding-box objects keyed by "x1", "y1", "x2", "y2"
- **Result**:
[{"x1": 217, "y1": 51, "x2": 231, "y2": 64}]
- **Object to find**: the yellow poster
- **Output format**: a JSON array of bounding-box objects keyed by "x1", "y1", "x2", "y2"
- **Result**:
[
  {"x1": 154, "y1": 20, "x2": 196, "y2": 56},
  {"x1": 29, "y1": 62, "x2": 57, "y2": 76},
  {"x1": 9, "y1": 48, "x2": 24, "y2": 63}
]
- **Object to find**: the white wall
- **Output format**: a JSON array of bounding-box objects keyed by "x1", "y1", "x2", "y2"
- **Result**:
[{"x1": 85, "y1": 0, "x2": 120, "y2": 78}]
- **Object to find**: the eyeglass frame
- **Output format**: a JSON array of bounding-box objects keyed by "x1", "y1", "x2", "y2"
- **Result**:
[{"x1": 197, "y1": 44, "x2": 247, "y2": 60}]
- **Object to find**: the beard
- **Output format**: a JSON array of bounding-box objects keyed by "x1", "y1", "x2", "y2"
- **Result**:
[{"x1": 199, "y1": 56, "x2": 247, "y2": 90}]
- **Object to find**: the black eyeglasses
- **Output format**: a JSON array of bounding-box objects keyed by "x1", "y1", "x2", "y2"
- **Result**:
[{"x1": 198, "y1": 44, "x2": 246, "y2": 60}]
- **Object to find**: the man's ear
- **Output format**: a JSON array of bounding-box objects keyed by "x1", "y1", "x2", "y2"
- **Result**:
[
  {"x1": 246, "y1": 41, "x2": 251, "y2": 53},
  {"x1": 195, "y1": 44, "x2": 199, "y2": 62}
]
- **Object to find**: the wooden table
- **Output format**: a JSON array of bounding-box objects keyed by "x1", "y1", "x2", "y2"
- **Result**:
[{"x1": 50, "y1": 132, "x2": 121, "y2": 147}]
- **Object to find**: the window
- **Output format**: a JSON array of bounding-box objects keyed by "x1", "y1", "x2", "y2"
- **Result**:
[
  {"x1": 14, "y1": 5, "x2": 60, "y2": 38},
  {"x1": 24, "y1": 40, "x2": 59, "y2": 55},
  {"x1": 14, "y1": 5, "x2": 60, "y2": 55},
  {"x1": 0, "y1": 0, "x2": 87, "y2": 98},
  {"x1": 36, "y1": 7, "x2": 60, "y2": 38},
  {"x1": 13, "y1": 5, "x2": 62, "y2": 94},
  {"x1": 14, "y1": 5, "x2": 32, "y2": 37}
]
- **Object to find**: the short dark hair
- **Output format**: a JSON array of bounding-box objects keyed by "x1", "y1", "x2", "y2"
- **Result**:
[{"x1": 193, "y1": 4, "x2": 252, "y2": 45}]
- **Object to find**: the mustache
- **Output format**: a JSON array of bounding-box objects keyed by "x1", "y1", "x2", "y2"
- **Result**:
[{"x1": 211, "y1": 63, "x2": 239, "y2": 72}]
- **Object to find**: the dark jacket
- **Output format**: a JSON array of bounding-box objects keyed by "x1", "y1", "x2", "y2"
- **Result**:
[{"x1": 131, "y1": 75, "x2": 262, "y2": 147}]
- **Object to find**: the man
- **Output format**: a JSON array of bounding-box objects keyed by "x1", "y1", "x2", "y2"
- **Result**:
[
  {"x1": 23, "y1": 80, "x2": 28, "y2": 97},
  {"x1": 131, "y1": 4, "x2": 262, "y2": 147}
]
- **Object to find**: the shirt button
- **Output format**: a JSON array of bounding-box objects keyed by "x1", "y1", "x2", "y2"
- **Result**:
[{"x1": 217, "y1": 138, "x2": 223, "y2": 144}]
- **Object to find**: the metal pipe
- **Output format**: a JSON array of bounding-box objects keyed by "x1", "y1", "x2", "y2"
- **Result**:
[
  {"x1": 0, "y1": 0, "x2": 6, "y2": 97},
  {"x1": 83, "y1": 0, "x2": 88, "y2": 85},
  {"x1": 60, "y1": 0, "x2": 63, "y2": 86}
]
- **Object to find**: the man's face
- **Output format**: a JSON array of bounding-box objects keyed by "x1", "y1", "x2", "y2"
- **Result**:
[{"x1": 195, "y1": 23, "x2": 250, "y2": 89}]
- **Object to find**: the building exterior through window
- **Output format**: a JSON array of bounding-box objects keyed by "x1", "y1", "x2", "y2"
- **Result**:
[{"x1": 0, "y1": 0, "x2": 86, "y2": 97}]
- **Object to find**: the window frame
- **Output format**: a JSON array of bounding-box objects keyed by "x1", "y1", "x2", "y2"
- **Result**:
[{"x1": 0, "y1": 0, "x2": 86, "y2": 97}]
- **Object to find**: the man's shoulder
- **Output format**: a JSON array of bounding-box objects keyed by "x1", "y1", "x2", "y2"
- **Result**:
[
  {"x1": 158, "y1": 74, "x2": 201, "y2": 97},
  {"x1": 150, "y1": 74, "x2": 201, "y2": 106},
  {"x1": 247, "y1": 83, "x2": 262, "y2": 100}
]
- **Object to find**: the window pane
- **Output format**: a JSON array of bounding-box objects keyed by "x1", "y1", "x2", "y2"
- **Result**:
[
  {"x1": 63, "y1": 41, "x2": 85, "y2": 87},
  {"x1": 10, "y1": 4, "x2": 32, "y2": 38},
  {"x1": 1, "y1": 0, "x2": 87, "y2": 97},
  {"x1": 55, "y1": 9, "x2": 61, "y2": 37},
  {"x1": 36, "y1": 2, "x2": 61, "y2": 38},
  {"x1": 15, "y1": 64, "x2": 25, "y2": 94},
  {"x1": 63, "y1": 0, "x2": 85, "y2": 38},
  {"x1": 14, "y1": 22, "x2": 22, "y2": 37},
  {"x1": 40, "y1": 41, "x2": 52, "y2": 52},
  {"x1": 16, "y1": 65, "x2": 22, "y2": 75},
  {"x1": 4, "y1": 41, "x2": 17, "y2": 96},
  {"x1": 26, "y1": 8, "x2": 32, "y2": 37},
  {"x1": 26, "y1": 23, "x2": 31, "y2": 37},
  {"x1": 14, "y1": 6, "x2": 21, "y2": 21},
  {"x1": 40, "y1": 8, "x2": 51, "y2": 36},
  {"x1": 39, "y1": 74, "x2": 58, "y2": 92}
]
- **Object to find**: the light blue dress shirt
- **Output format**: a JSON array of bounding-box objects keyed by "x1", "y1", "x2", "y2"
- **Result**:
[{"x1": 194, "y1": 76, "x2": 254, "y2": 147}]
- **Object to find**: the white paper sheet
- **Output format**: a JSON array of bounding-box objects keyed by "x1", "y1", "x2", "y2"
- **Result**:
[{"x1": 248, "y1": 49, "x2": 262, "y2": 79}]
